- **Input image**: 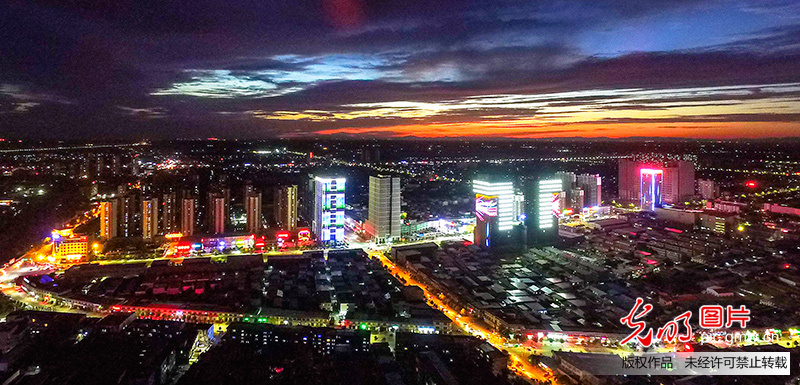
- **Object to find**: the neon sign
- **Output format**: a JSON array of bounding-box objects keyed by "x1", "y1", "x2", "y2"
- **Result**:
[{"x1": 640, "y1": 168, "x2": 663, "y2": 211}]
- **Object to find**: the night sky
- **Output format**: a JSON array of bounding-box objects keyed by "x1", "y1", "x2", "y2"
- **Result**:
[{"x1": 1, "y1": 0, "x2": 799, "y2": 139}]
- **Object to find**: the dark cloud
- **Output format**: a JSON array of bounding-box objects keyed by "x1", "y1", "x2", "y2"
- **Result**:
[
  {"x1": 591, "y1": 113, "x2": 800, "y2": 124},
  {"x1": 714, "y1": 24, "x2": 800, "y2": 53},
  {"x1": 1, "y1": 0, "x2": 799, "y2": 138},
  {"x1": 221, "y1": 50, "x2": 800, "y2": 108}
]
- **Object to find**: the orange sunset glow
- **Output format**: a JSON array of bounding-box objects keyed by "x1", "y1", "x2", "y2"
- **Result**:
[{"x1": 315, "y1": 121, "x2": 800, "y2": 139}]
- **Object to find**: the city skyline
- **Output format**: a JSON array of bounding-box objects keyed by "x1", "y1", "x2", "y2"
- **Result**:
[
  {"x1": 1, "y1": 1, "x2": 800, "y2": 383},
  {"x1": 0, "y1": 137, "x2": 798, "y2": 383},
  {"x1": 1, "y1": 1, "x2": 799, "y2": 139}
]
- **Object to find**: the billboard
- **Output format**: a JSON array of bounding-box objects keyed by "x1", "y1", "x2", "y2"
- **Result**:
[
  {"x1": 551, "y1": 192, "x2": 561, "y2": 218},
  {"x1": 475, "y1": 194, "x2": 499, "y2": 221}
]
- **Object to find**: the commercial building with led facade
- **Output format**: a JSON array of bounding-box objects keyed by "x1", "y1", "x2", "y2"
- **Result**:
[
  {"x1": 474, "y1": 193, "x2": 498, "y2": 247},
  {"x1": 473, "y1": 180, "x2": 514, "y2": 230},
  {"x1": 313, "y1": 177, "x2": 346, "y2": 243},
  {"x1": 536, "y1": 179, "x2": 561, "y2": 230},
  {"x1": 473, "y1": 179, "x2": 515, "y2": 248},
  {"x1": 640, "y1": 168, "x2": 663, "y2": 211},
  {"x1": 524, "y1": 177, "x2": 562, "y2": 246}
]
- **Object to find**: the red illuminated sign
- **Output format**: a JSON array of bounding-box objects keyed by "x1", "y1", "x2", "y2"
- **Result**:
[
  {"x1": 745, "y1": 181, "x2": 757, "y2": 188},
  {"x1": 640, "y1": 168, "x2": 663, "y2": 175}
]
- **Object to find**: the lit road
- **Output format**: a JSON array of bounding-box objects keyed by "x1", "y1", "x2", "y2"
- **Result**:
[{"x1": 366, "y1": 247, "x2": 557, "y2": 384}]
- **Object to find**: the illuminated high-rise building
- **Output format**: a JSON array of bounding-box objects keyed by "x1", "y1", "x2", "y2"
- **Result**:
[
  {"x1": 640, "y1": 168, "x2": 663, "y2": 211},
  {"x1": 99, "y1": 200, "x2": 119, "y2": 239},
  {"x1": 512, "y1": 193, "x2": 525, "y2": 223},
  {"x1": 245, "y1": 192, "x2": 262, "y2": 234},
  {"x1": 81, "y1": 156, "x2": 92, "y2": 179},
  {"x1": 161, "y1": 192, "x2": 178, "y2": 233},
  {"x1": 535, "y1": 178, "x2": 562, "y2": 231},
  {"x1": 206, "y1": 187, "x2": 230, "y2": 232},
  {"x1": 620, "y1": 158, "x2": 693, "y2": 205},
  {"x1": 554, "y1": 171, "x2": 601, "y2": 210},
  {"x1": 112, "y1": 154, "x2": 122, "y2": 176},
  {"x1": 243, "y1": 181, "x2": 255, "y2": 200},
  {"x1": 142, "y1": 197, "x2": 159, "y2": 240},
  {"x1": 473, "y1": 179, "x2": 515, "y2": 231},
  {"x1": 181, "y1": 197, "x2": 196, "y2": 236},
  {"x1": 524, "y1": 177, "x2": 562, "y2": 246},
  {"x1": 662, "y1": 160, "x2": 695, "y2": 204},
  {"x1": 95, "y1": 155, "x2": 105, "y2": 177},
  {"x1": 554, "y1": 171, "x2": 576, "y2": 210},
  {"x1": 697, "y1": 179, "x2": 719, "y2": 200},
  {"x1": 570, "y1": 188, "x2": 585, "y2": 211},
  {"x1": 120, "y1": 192, "x2": 138, "y2": 237},
  {"x1": 275, "y1": 185, "x2": 298, "y2": 231},
  {"x1": 555, "y1": 171, "x2": 576, "y2": 191},
  {"x1": 366, "y1": 175, "x2": 401, "y2": 242},
  {"x1": 473, "y1": 178, "x2": 518, "y2": 248},
  {"x1": 313, "y1": 177, "x2": 346, "y2": 243},
  {"x1": 208, "y1": 194, "x2": 227, "y2": 234},
  {"x1": 558, "y1": 192, "x2": 569, "y2": 213},
  {"x1": 576, "y1": 173, "x2": 602, "y2": 207},
  {"x1": 618, "y1": 159, "x2": 641, "y2": 202}
]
